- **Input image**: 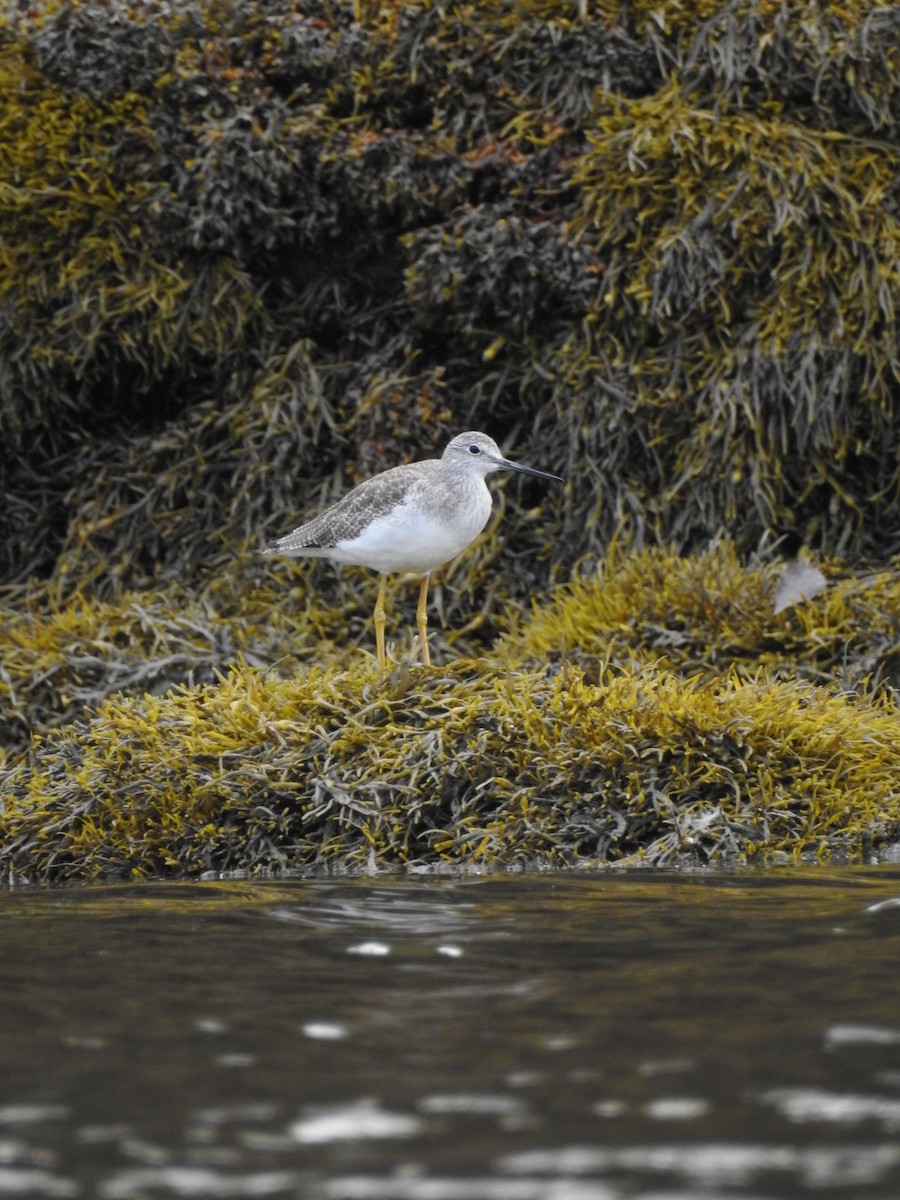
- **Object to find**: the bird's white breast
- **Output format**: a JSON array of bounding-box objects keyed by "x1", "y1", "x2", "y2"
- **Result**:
[{"x1": 330, "y1": 478, "x2": 493, "y2": 574}]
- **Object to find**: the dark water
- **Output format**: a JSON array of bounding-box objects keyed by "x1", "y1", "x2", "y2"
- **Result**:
[{"x1": 2, "y1": 868, "x2": 900, "y2": 1199}]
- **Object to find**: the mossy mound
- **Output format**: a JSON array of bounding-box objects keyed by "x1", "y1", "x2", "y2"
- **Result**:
[
  {"x1": 2, "y1": 655, "x2": 898, "y2": 884},
  {"x1": 508, "y1": 543, "x2": 900, "y2": 692},
  {"x1": 3, "y1": 544, "x2": 900, "y2": 883}
]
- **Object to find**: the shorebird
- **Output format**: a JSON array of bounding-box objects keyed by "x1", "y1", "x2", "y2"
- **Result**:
[{"x1": 264, "y1": 431, "x2": 562, "y2": 669}]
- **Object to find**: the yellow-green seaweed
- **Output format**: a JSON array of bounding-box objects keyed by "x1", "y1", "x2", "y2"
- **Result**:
[
  {"x1": 2, "y1": 544, "x2": 900, "y2": 883},
  {"x1": 2, "y1": 652, "x2": 899, "y2": 884}
]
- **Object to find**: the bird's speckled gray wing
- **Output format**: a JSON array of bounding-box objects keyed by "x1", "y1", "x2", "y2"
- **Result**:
[{"x1": 264, "y1": 461, "x2": 433, "y2": 555}]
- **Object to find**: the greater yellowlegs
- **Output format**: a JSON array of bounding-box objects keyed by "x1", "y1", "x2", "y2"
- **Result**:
[{"x1": 264, "y1": 431, "x2": 563, "y2": 669}]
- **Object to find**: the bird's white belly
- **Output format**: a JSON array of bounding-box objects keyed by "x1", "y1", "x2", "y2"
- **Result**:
[{"x1": 331, "y1": 492, "x2": 492, "y2": 575}]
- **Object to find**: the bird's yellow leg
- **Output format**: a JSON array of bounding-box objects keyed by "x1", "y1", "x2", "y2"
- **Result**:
[
  {"x1": 417, "y1": 574, "x2": 431, "y2": 667},
  {"x1": 374, "y1": 575, "x2": 388, "y2": 671}
]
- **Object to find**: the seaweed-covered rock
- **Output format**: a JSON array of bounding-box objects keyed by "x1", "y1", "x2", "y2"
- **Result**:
[
  {"x1": 3, "y1": 2, "x2": 900, "y2": 882},
  {"x1": 4, "y1": 0, "x2": 900, "y2": 599},
  {"x1": 2, "y1": 542, "x2": 900, "y2": 882},
  {"x1": 507, "y1": 542, "x2": 900, "y2": 695},
  {"x1": 32, "y1": 2, "x2": 176, "y2": 98},
  {"x1": 2, "y1": 648, "x2": 899, "y2": 883}
]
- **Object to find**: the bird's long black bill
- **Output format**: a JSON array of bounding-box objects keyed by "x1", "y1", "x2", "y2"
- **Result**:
[{"x1": 503, "y1": 458, "x2": 564, "y2": 483}]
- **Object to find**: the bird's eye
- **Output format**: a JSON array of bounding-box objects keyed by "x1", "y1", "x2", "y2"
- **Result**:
[{"x1": 468, "y1": 444, "x2": 481, "y2": 454}]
